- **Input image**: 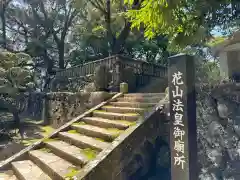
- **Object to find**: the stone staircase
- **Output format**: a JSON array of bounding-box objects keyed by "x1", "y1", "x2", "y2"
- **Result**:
[{"x1": 0, "y1": 92, "x2": 166, "y2": 180}]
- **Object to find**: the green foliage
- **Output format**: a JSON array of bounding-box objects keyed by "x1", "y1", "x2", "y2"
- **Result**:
[
  {"x1": 69, "y1": 0, "x2": 171, "y2": 66},
  {"x1": 207, "y1": 36, "x2": 227, "y2": 47},
  {"x1": 196, "y1": 60, "x2": 221, "y2": 88},
  {"x1": 124, "y1": 34, "x2": 170, "y2": 64},
  {"x1": 0, "y1": 51, "x2": 35, "y2": 95},
  {"x1": 124, "y1": 0, "x2": 239, "y2": 50},
  {"x1": 124, "y1": 0, "x2": 197, "y2": 44}
]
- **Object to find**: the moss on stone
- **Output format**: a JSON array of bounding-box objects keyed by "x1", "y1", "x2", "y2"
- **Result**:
[
  {"x1": 68, "y1": 129, "x2": 78, "y2": 134},
  {"x1": 21, "y1": 139, "x2": 39, "y2": 146},
  {"x1": 73, "y1": 121, "x2": 86, "y2": 125},
  {"x1": 107, "y1": 128, "x2": 123, "y2": 138},
  {"x1": 19, "y1": 125, "x2": 56, "y2": 146},
  {"x1": 43, "y1": 138, "x2": 58, "y2": 143},
  {"x1": 125, "y1": 113, "x2": 140, "y2": 116},
  {"x1": 39, "y1": 148, "x2": 51, "y2": 153},
  {"x1": 65, "y1": 167, "x2": 80, "y2": 179},
  {"x1": 93, "y1": 110, "x2": 106, "y2": 113},
  {"x1": 115, "y1": 120, "x2": 136, "y2": 126},
  {"x1": 81, "y1": 148, "x2": 97, "y2": 160},
  {"x1": 94, "y1": 137, "x2": 105, "y2": 142},
  {"x1": 102, "y1": 105, "x2": 113, "y2": 108},
  {"x1": 40, "y1": 126, "x2": 55, "y2": 137},
  {"x1": 128, "y1": 121, "x2": 137, "y2": 126}
]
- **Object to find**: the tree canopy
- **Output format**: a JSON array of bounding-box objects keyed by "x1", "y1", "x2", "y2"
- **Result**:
[
  {"x1": 0, "y1": 50, "x2": 35, "y2": 95},
  {"x1": 124, "y1": 0, "x2": 240, "y2": 50},
  {"x1": 0, "y1": 0, "x2": 239, "y2": 77}
]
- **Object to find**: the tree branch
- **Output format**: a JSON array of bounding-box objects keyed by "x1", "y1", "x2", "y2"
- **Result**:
[{"x1": 89, "y1": 0, "x2": 106, "y2": 14}]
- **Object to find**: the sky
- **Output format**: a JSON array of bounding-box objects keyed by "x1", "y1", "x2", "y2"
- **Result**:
[{"x1": 212, "y1": 30, "x2": 223, "y2": 37}]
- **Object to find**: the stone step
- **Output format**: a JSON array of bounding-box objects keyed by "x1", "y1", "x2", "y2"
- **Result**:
[
  {"x1": 71, "y1": 124, "x2": 121, "y2": 142},
  {"x1": 101, "y1": 106, "x2": 145, "y2": 114},
  {"x1": 44, "y1": 140, "x2": 89, "y2": 166},
  {"x1": 93, "y1": 111, "x2": 140, "y2": 121},
  {"x1": 119, "y1": 97, "x2": 161, "y2": 103},
  {"x1": 12, "y1": 160, "x2": 51, "y2": 180},
  {"x1": 0, "y1": 171, "x2": 18, "y2": 180},
  {"x1": 29, "y1": 150, "x2": 79, "y2": 180},
  {"x1": 124, "y1": 93, "x2": 165, "y2": 97},
  {"x1": 82, "y1": 117, "x2": 131, "y2": 130},
  {"x1": 58, "y1": 132, "x2": 110, "y2": 152},
  {"x1": 109, "y1": 101, "x2": 157, "y2": 108}
]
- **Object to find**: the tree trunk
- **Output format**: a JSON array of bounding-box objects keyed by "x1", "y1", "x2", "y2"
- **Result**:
[
  {"x1": 111, "y1": 22, "x2": 131, "y2": 54},
  {"x1": 0, "y1": 4, "x2": 7, "y2": 49},
  {"x1": 106, "y1": 0, "x2": 112, "y2": 55},
  {"x1": 58, "y1": 42, "x2": 65, "y2": 69},
  {"x1": 43, "y1": 49, "x2": 54, "y2": 91}
]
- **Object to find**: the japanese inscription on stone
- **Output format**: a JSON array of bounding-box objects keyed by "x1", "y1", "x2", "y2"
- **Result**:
[
  {"x1": 168, "y1": 54, "x2": 197, "y2": 180},
  {"x1": 172, "y1": 71, "x2": 186, "y2": 170}
]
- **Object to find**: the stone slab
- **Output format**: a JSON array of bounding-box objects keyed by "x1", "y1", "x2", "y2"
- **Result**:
[
  {"x1": 101, "y1": 106, "x2": 145, "y2": 114},
  {"x1": 12, "y1": 160, "x2": 51, "y2": 180},
  {"x1": 45, "y1": 141, "x2": 88, "y2": 166},
  {"x1": 93, "y1": 111, "x2": 140, "y2": 121},
  {"x1": 109, "y1": 102, "x2": 157, "y2": 108},
  {"x1": 58, "y1": 132, "x2": 110, "y2": 151},
  {"x1": 82, "y1": 117, "x2": 131, "y2": 130},
  {"x1": 71, "y1": 124, "x2": 120, "y2": 142},
  {"x1": 29, "y1": 150, "x2": 78, "y2": 180}
]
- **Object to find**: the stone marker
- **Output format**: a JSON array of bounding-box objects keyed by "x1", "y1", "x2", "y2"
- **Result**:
[
  {"x1": 120, "y1": 82, "x2": 128, "y2": 93},
  {"x1": 168, "y1": 54, "x2": 197, "y2": 180}
]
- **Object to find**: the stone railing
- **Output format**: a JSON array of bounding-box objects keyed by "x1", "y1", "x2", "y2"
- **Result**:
[
  {"x1": 54, "y1": 55, "x2": 167, "y2": 92},
  {"x1": 56, "y1": 55, "x2": 167, "y2": 78},
  {"x1": 55, "y1": 56, "x2": 117, "y2": 78}
]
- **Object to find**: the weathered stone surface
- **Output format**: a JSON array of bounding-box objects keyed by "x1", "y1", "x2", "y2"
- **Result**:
[
  {"x1": 71, "y1": 124, "x2": 120, "y2": 142},
  {"x1": 0, "y1": 170, "x2": 18, "y2": 180},
  {"x1": 197, "y1": 83, "x2": 240, "y2": 180},
  {"x1": 109, "y1": 101, "x2": 156, "y2": 108},
  {"x1": 136, "y1": 77, "x2": 168, "y2": 93},
  {"x1": 83, "y1": 82, "x2": 96, "y2": 93},
  {"x1": 82, "y1": 117, "x2": 131, "y2": 130},
  {"x1": 117, "y1": 96, "x2": 162, "y2": 103},
  {"x1": 77, "y1": 110, "x2": 169, "y2": 180},
  {"x1": 45, "y1": 91, "x2": 113, "y2": 128},
  {"x1": 58, "y1": 132, "x2": 110, "y2": 152},
  {"x1": 0, "y1": 92, "x2": 166, "y2": 180},
  {"x1": 12, "y1": 160, "x2": 51, "y2": 180},
  {"x1": 101, "y1": 106, "x2": 145, "y2": 114},
  {"x1": 50, "y1": 75, "x2": 93, "y2": 92},
  {"x1": 124, "y1": 93, "x2": 165, "y2": 97},
  {"x1": 94, "y1": 65, "x2": 112, "y2": 91},
  {"x1": 92, "y1": 111, "x2": 140, "y2": 121},
  {"x1": 29, "y1": 150, "x2": 78, "y2": 180},
  {"x1": 120, "y1": 67, "x2": 136, "y2": 92},
  {"x1": 44, "y1": 140, "x2": 89, "y2": 166}
]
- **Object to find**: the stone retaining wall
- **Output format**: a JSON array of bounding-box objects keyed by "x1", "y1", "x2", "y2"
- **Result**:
[
  {"x1": 44, "y1": 91, "x2": 113, "y2": 128},
  {"x1": 197, "y1": 82, "x2": 240, "y2": 179}
]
